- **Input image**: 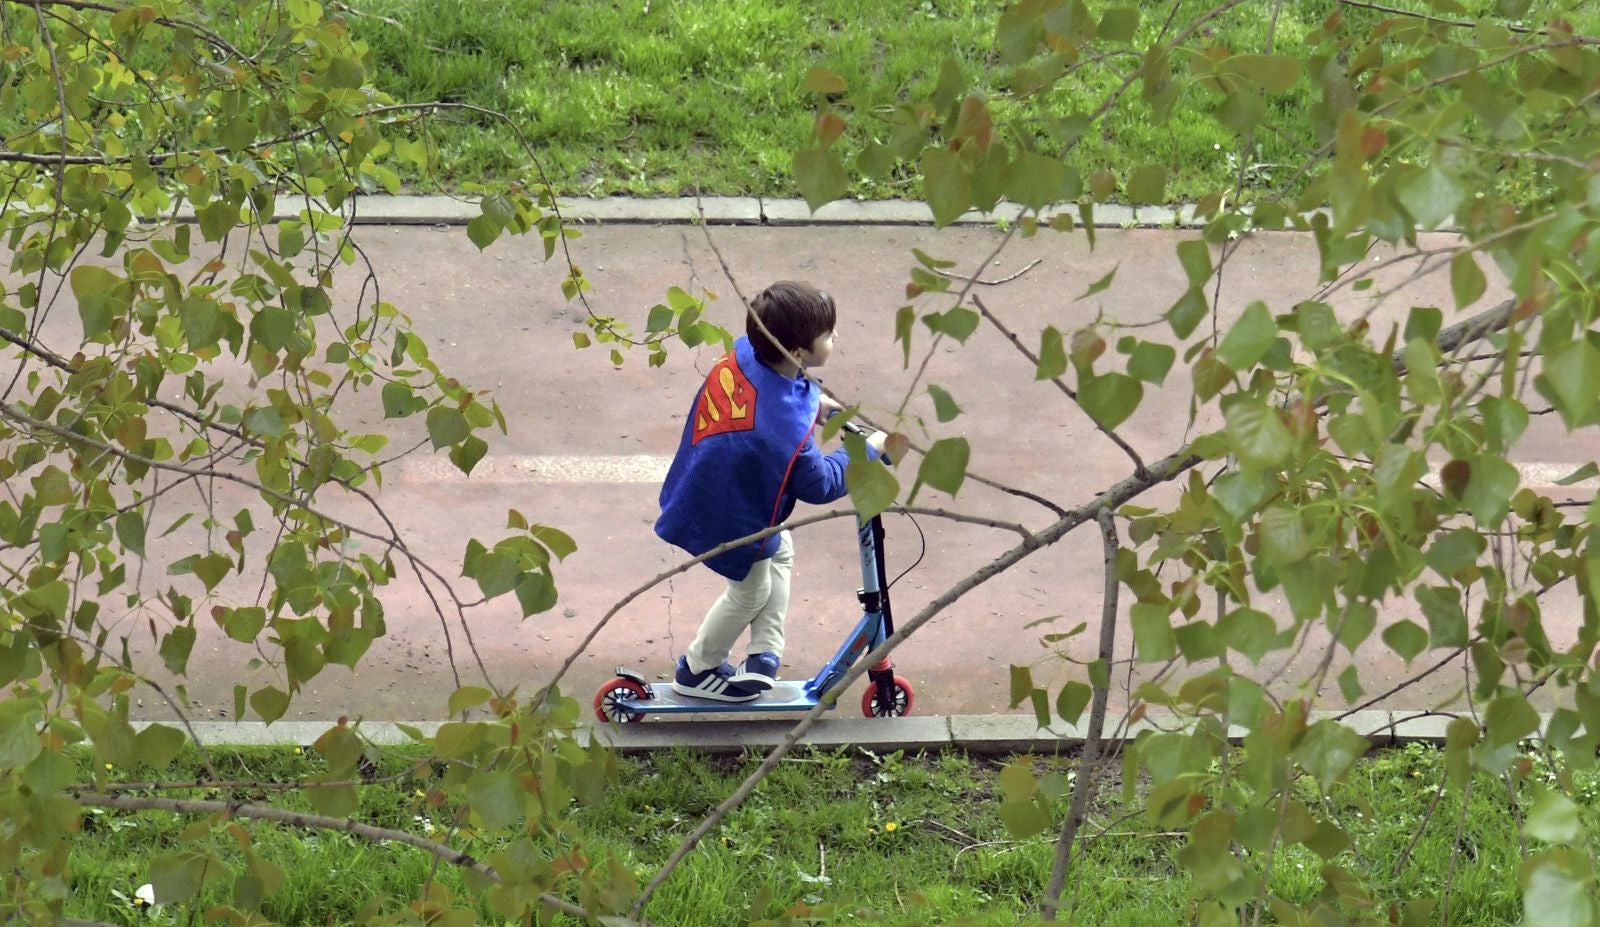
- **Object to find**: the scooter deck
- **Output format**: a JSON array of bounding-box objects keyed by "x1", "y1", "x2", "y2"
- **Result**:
[{"x1": 617, "y1": 680, "x2": 832, "y2": 715}]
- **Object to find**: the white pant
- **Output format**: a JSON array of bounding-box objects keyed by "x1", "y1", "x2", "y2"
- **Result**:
[{"x1": 686, "y1": 531, "x2": 793, "y2": 673}]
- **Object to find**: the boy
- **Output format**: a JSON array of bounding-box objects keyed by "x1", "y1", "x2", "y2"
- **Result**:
[{"x1": 655, "y1": 281, "x2": 885, "y2": 701}]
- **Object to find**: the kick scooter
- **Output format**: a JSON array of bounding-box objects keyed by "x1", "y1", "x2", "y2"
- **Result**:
[{"x1": 593, "y1": 423, "x2": 915, "y2": 722}]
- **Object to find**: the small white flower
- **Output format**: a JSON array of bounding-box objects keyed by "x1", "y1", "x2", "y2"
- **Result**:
[{"x1": 134, "y1": 883, "x2": 156, "y2": 908}]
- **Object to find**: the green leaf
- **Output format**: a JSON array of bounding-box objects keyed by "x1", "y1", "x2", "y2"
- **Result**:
[
  {"x1": 927, "y1": 385, "x2": 963, "y2": 422},
  {"x1": 448, "y1": 685, "x2": 495, "y2": 715},
  {"x1": 159, "y1": 626, "x2": 195, "y2": 675},
  {"x1": 514, "y1": 571, "x2": 558, "y2": 617},
  {"x1": 0, "y1": 698, "x2": 44, "y2": 767},
  {"x1": 1484, "y1": 693, "x2": 1540, "y2": 747},
  {"x1": 1258, "y1": 505, "x2": 1311, "y2": 563},
  {"x1": 193, "y1": 552, "x2": 231, "y2": 592},
  {"x1": 1176, "y1": 239, "x2": 1211, "y2": 285},
  {"x1": 921, "y1": 148, "x2": 972, "y2": 227},
  {"x1": 1223, "y1": 397, "x2": 1293, "y2": 470},
  {"x1": 1099, "y1": 7, "x2": 1140, "y2": 42},
  {"x1": 134, "y1": 724, "x2": 187, "y2": 770},
  {"x1": 1077, "y1": 264, "x2": 1118, "y2": 301},
  {"x1": 1056, "y1": 681, "x2": 1092, "y2": 726},
  {"x1": 1232, "y1": 54, "x2": 1302, "y2": 93},
  {"x1": 1397, "y1": 165, "x2": 1463, "y2": 229},
  {"x1": 1078, "y1": 372, "x2": 1142, "y2": 430},
  {"x1": 801, "y1": 67, "x2": 847, "y2": 93},
  {"x1": 466, "y1": 214, "x2": 501, "y2": 250},
  {"x1": 1556, "y1": 462, "x2": 1599, "y2": 486},
  {"x1": 925, "y1": 306, "x2": 980, "y2": 342},
  {"x1": 151, "y1": 853, "x2": 204, "y2": 904},
  {"x1": 1521, "y1": 854, "x2": 1596, "y2": 927},
  {"x1": 1425, "y1": 529, "x2": 1486, "y2": 579},
  {"x1": 1450, "y1": 252, "x2": 1487, "y2": 308},
  {"x1": 70, "y1": 265, "x2": 126, "y2": 340},
  {"x1": 469, "y1": 551, "x2": 520, "y2": 599},
  {"x1": 250, "y1": 307, "x2": 294, "y2": 351},
  {"x1": 1126, "y1": 164, "x2": 1166, "y2": 204},
  {"x1": 116, "y1": 511, "x2": 146, "y2": 557},
  {"x1": 1417, "y1": 585, "x2": 1468, "y2": 648},
  {"x1": 466, "y1": 771, "x2": 525, "y2": 831},
  {"x1": 1535, "y1": 339, "x2": 1600, "y2": 428},
  {"x1": 1215, "y1": 301, "x2": 1276, "y2": 371},
  {"x1": 1167, "y1": 286, "x2": 1209, "y2": 339},
  {"x1": 999, "y1": 799, "x2": 1050, "y2": 838},
  {"x1": 381, "y1": 382, "x2": 420, "y2": 419},
  {"x1": 1217, "y1": 608, "x2": 1277, "y2": 663},
  {"x1": 1008, "y1": 664, "x2": 1035, "y2": 709},
  {"x1": 196, "y1": 200, "x2": 238, "y2": 242},
  {"x1": 1526, "y1": 792, "x2": 1585, "y2": 844},
  {"x1": 1126, "y1": 340, "x2": 1176, "y2": 385},
  {"x1": 179, "y1": 296, "x2": 222, "y2": 350},
  {"x1": 1463, "y1": 454, "x2": 1520, "y2": 528},
  {"x1": 1216, "y1": 91, "x2": 1267, "y2": 133},
  {"x1": 916, "y1": 437, "x2": 970, "y2": 498},
  {"x1": 450, "y1": 434, "x2": 489, "y2": 475},
  {"x1": 1131, "y1": 602, "x2": 1176, "y2": 663},
  {"x1": 1382, "y1": 619, "x2": 1428, "y2": 663},
  {"x1": 846, "y1": 437, "x2": 900, "y2": 522},
  {"x1": 1036, "y1": 327, "x2": 1067, "y2": 380},
  {"x1": 224, "y1": 607, "x2": 266, "y2": 643},
  {"x1": 528, "y1": 525, "x2": 577, "y2": 561},
  {"x1": 245, "y1": 407, "x2": 285, "y2": 439},
  {"x1": 250, "y1": 686, "x2": 290, "y2": 724},
  {"x1": 794, "y1": 148, "x2": 849, "y2": 212},
  {"x1": 1005, "y1": 151, "x2": 1066, "y2": 210},
  {"x1": 426, "y1": 407, "x2": 470, "y2": 450},
  {"x1": 1294, "y1": 720, "x2": 1368, "y2": 791}
]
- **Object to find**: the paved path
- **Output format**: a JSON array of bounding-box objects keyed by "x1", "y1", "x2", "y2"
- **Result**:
[{"x1": 112, "y1": 197, "x2": 1588, "y2": 734}]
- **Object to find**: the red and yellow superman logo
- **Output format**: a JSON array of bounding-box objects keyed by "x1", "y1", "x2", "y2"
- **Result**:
[{"x1": 692, "y1": 353, "x2": 757, "y2": 445}]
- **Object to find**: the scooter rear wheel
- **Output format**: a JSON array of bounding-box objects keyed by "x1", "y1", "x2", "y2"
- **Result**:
[
  {"x1": 594, "y1": 678, "x2": 648, "y2": 723},
  {"x1": 861, "y1": 674, "x2": 914, "y2": 718}
]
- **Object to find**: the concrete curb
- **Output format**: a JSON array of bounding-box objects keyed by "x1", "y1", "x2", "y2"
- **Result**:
[
  {"x1": 135, "y1": 709, "x2": 1480, "y2": 755},
  {"x1": 264, "y1": 194, "x2": 1202, "y2": 229}
]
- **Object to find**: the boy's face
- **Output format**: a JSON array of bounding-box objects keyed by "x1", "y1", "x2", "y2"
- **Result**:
[{"x1": 797, "y1": 330, "x2": 835, "y2": 369}]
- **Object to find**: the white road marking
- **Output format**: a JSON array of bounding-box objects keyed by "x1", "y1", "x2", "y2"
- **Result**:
[
  {"x1": 1421, "y1": 462, "x2": 1596, "y2": 491},
  {"x1": 392, "y1": 455, "x2": 1595, "y2": 492},
  {"x1": 397, "y1": 455, "x2": 672, "y2": 484}
]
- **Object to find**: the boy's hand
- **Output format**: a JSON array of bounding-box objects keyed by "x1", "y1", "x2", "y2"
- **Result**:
[{"x1": 818, "y1": 395, "x2": 844, "y2": 422}]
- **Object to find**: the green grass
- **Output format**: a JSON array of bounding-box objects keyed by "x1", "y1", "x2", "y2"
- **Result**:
[
  {"x1": 57, "y1": 742, "x2": 1567, "y2": 926},
  {"x1": 325, "y1": 0, "x2": 1334, "y2": 201}
]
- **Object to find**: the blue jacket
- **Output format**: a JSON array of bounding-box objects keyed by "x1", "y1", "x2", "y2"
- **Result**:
[{"x1": 656, "y1": 336, "x2": 857, "y2": 580}]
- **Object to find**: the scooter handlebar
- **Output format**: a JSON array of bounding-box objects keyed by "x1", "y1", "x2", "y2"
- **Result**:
[{"x1": 838, "y1": 419, "x2": 891, "y2": 465}]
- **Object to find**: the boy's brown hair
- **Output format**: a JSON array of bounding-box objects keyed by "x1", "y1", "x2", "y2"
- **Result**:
[{"x1": 747, "y1": 281, "x2": 836, "y2": 368}]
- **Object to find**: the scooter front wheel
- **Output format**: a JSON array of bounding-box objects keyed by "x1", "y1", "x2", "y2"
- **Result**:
[
  {"x1": 861, "y1": 674, "x2": 914, "y2": 718},
  {"x1": 594, "y1": 678, "x2": 648, "y2": 723}
]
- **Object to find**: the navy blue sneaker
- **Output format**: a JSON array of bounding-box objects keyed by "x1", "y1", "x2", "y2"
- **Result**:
[
  {"x1": 734, "y1": 651, "x2": 781, "y2": 686},
  {"x1": 672, "y1": 657, "x2": 766, "y2": 702}
]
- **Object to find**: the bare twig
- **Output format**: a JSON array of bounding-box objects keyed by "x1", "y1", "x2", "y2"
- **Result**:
[
  {"x1": 934, "y1": 258, "x2": 1043, "y2": 285},
  {"x1": 972, "y1": 294, "x2": 1148, "y2": 477}
]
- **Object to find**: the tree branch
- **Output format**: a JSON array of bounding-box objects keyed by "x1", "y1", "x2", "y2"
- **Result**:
[
  {"x1": 1041, "y1": 509, "x2": 1121, "y2": 921},
  {"x1": 972, "y1": 294, "x2": 1148, "y2": 477}
]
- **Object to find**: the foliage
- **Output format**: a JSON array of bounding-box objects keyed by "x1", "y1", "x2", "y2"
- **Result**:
[
  {"x1": 0, "y1": 0, "x2": 642, "y2": 923},
  {"x1": 786, "y1": 0, "x2": 1600, "y2": 923},
  {"x1": 4, "y1": 0, "x2": 1600, "y2": 925}
]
